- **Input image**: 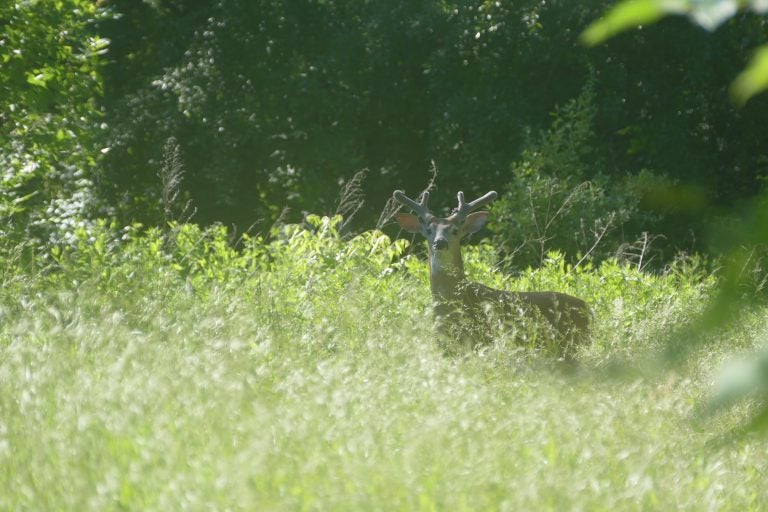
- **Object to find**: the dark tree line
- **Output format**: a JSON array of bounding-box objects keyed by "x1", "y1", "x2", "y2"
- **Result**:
[{"x1": 3, "y1": 0, "x2": 768, "y2": 265}]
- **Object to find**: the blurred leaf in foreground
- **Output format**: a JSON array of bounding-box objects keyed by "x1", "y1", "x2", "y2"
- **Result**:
[
  {"x1": 705, "y1": 351, "x2": 768, "y2": 434},
  {"x1": 667, "y1": 197, "x2": 768, "y2": 433},
  {"x1": 582, "y1": 0, "x2": 768, "y2": 104},
  {"x1": 580, "y1": 0, "x2": 667, "y2": 46},
  {"x1": 731, "y1": 45, "x2": 768, "y2": 105}
]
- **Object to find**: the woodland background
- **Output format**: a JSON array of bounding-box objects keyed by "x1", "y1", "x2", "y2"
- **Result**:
[{"x1": 5, "y1": 0, "x2": 768, "y2": 268}]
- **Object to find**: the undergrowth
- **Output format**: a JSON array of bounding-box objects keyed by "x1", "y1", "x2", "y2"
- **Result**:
[{"x1": 1, "y1": 216, "x2": 765, "y2": 510}]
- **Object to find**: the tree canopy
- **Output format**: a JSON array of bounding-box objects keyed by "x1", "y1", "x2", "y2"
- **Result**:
[{"x1": 3, "y1": 0, "x2": 768, "y2": 265}]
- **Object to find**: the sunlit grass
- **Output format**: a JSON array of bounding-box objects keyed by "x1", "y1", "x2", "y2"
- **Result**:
[{"x1": 0, "y1": 220, "x2": 765, "y2": 510}]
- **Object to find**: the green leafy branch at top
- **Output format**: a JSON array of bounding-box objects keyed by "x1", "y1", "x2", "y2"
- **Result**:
[{"x1": 581, "y1": 0, "x2": 768, "y2": 104}]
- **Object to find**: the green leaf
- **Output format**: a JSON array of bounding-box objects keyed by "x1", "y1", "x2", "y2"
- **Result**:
[
  {"x1": 26, "y1": 68, "x2": 54, "y2": 88},
  {"x1": 580, "y1": 0, "x2": 665, "y2": 46},
  {"x1": 85, "y1": 37, "x2": 111, "y2": 58},
  {"x1": 11, "y1": 190, "x2": 39, "y2": 206},
  {"x1": 730, "y1": 44, "x2": 768, "y2": 105}
]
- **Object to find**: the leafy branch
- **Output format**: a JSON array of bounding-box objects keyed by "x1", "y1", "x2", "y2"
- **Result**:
[{"x1": 582, "y1": 0, "x2": 768, "y2": 104}]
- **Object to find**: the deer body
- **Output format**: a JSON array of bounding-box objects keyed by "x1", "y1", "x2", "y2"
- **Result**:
[{"x1": 393, "y1": 189, "x2": 590, "y2": 355}]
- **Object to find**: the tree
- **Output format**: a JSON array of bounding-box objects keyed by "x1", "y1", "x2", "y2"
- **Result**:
[
  {"x1": 98, "y1": 1, "x2": 604, "y2": 231},
  {"x1": 0, "y1": 0, "x2": 111, "y2": 246},
  {"x1": 97, "y1": 0, "x2": 768, "y2": 265}
]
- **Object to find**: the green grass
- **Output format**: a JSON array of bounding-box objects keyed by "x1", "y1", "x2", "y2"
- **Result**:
[{"x1": 1, "y1": 218, "x2": 766, "y2": 510}]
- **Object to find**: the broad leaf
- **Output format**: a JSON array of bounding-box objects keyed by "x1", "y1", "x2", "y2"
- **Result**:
[
  {"x1": 731, "y1": 44, "x2": 768, "y2": 105},
  {"x1": 581, "y1": 0, "x2": 666, "y2": 46}
]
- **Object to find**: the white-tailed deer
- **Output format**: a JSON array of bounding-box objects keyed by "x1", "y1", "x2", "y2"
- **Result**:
[{"x1": 393, "y1": 189, "x2": 590, "y2": 356}]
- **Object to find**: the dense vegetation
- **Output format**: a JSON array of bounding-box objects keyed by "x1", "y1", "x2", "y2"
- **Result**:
[
  {"x1": 4, "y1": 0, "x2": 768, "y2": 263},
  {"x1": 4, "y1": 0, "x2": 768, "y2": 508},
  {"x1": 4, "y1": 219, "x2": 766, "y2": 510}
]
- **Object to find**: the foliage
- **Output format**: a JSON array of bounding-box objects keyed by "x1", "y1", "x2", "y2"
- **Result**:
[
  {"x1": 487, "y1": 83, "x2": 666, "y2": 269},
  {"x1": 4, "y1": 0, "x2": 768, "y2": 266},
  {"x1": 4, "y1": 220, "x2": 764, "y2": 509},
  {"x1": 0, "y1": 0, "x2": 112, "y2": 245},
  {"x1": 27, "y1": 216, "x2": 415, "y2": 335},
  {"x1": 92, "y1": 0, "x2": 768, "y2": 264},
  {"x1": 583, "y1": 0, "x2": 768, "y2": 104},
  {"x1": 102, "y1": 0, "x2": 595, "y2": 227}
]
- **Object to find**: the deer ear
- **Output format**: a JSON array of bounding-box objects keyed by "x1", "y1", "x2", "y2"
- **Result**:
[
  {"x1": 462, "y1": 211, "x2": 489, "y2": 234},
  {"x1": 394, "y1": 213, "x2": 422, "y2": 233}
]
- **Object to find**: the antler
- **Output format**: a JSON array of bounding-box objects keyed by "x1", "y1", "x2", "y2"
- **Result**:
[
  {"x1": 452, "y1": 190, "x2": 497, "y2": 219},
  {"x1": 392, "y1": 190, "x2": 431, "y2": 219}
]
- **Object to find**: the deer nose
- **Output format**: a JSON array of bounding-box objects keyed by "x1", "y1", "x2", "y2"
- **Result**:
[{"x1": 433, "y1": 239, "x2": 449, "y2": 251}]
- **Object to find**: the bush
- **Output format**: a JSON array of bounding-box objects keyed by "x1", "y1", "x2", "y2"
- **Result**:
[{"x1": 488, "y1": 82, "x2": 667, "y2": 270}]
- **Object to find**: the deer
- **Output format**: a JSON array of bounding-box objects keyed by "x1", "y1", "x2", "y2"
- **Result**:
[{"x1": 392, "y1": 189, "x2": 590, "y2": 357}]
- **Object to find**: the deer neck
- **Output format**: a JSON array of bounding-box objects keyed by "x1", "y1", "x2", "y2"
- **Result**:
[{"x1": 428, "y1": 245, "x2": 465, "y2": 301}]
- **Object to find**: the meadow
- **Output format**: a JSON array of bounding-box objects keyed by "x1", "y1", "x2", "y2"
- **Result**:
[{"x1": 1, "y1": 216, "x2": 767, "y2": 511}]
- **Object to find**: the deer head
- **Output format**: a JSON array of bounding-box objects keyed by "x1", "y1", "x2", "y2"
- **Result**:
[{"x1": 392, "y1": 190, "x2": 497, "y2": 294}]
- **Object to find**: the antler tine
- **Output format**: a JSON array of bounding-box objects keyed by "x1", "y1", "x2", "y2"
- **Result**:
[
  {"x1": 393, "y1": 190, "x2": 431, "y2": 218},
  {"x1": 454, "y1": 190, "x2": 497, "y2": 219}
]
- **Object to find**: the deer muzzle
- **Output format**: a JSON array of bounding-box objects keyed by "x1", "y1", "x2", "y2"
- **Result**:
[{"x1": 433, "y1": 239, "x2": 449, "y2": 251}]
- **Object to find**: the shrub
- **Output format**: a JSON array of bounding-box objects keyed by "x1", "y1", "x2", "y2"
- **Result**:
[{"x1": 488, "y1": 82, "x2": 666, "y2": 270}]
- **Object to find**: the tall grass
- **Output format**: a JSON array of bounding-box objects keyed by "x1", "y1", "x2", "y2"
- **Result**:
[{"x1": 1, "y1": 217, "x2": 764, "y2": 510}]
